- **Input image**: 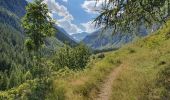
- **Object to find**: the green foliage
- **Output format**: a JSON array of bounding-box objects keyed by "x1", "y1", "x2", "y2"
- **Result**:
[
  {"x1": 0, "y1": 77, "x2": 52, "y2": 100},
  {"x1": 0, "y1": 7, "x2": 21, "y2": 31},
  {"x1": 0, "y1": 22, "x2": 34, "y2": 91},
  {"x1": 95, "y1": 0, "x2": 168, "y2": 33},
  {"x1": 8, "y1": 65, "x2": 25, "y2": 89},
  {"x1": 48, "y1": 20, "x2": 170, "y2": 100},
  {"x1": 0, "y1": 0, "x2": 27, "y2": 18},
  {"x1": 22, "y1": 0, "x2": 55, "y2": 53},
  {"x1": 53, "y1": 43, "x2": 91, "y2": 69},
  {"x1": 0, "y1": 0, "x2": 73, "y2": 99},
  {"x1": 0, "y1": 64, "x2": 33, "y2": 91},
  {"x1": 21, "y1": 0, "x2": 56, "y2": 81},
  {"x1": 30, "y1": 59, "x2": 53, "y2": 79},
  {"x1": 0, "y1": 80, "x2": 38, "y2": 100},
  {"x1": 28, "y1": 78, "x2": 53, "y2": 100},
  {"x1": 0, "y1": 72, "x2": 9, "y2": 91},
  {"x1": 50, "y1": 50, "x2": 122, "y2": 100},
  {"x1": 0, "y1": 22, "x2": 29, "y2": 71}
]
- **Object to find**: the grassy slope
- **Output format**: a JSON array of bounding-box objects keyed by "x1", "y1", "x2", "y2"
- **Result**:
[
  {"x1": 50, "y1": 20, "x2": 170, "y2": 100},
  {"x1": 110, "y1": 21, "x2": 170, "y2": 100},
  {"x1": 48, "y1": 52, "x2": 122, "y2": 100},
  {"x1": 1, "y1": 20, "x2": 169, "y2": 100}
]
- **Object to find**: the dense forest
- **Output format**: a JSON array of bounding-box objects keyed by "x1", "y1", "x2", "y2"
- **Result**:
[
  {"x1": 0, "y1": 0, "x2": 90, "y2": 99},
  {"x1": 0, "y1": 0, "x2": 170, "y2": 100}
]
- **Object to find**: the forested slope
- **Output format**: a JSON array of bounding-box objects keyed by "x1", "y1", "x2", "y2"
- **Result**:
[{"x1": 0, "y1": 0, "x2": 76, "y2": 97}]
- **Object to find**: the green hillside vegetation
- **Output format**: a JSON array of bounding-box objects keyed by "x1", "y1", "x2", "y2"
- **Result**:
[
  {"x1": 3, "y1": 19, "x2": 162, "y2": 99},
  {"x1": 1, "y1": 16, "x2": 170, "y2": 100},
  {"x1": 47, "y1": 19, "x2": 170, "y2": 100},
  {"x1": 0, "y1": 0, "x2": 75, "y2": 99},
  {"x1": 0, "y1": 1, "x2": 90, "y2": 99},
  {"x1": 110, "y1": 21, "x2": 170, "y2": 100},
  {"x1": 1, "y1": 0, "x2": 170, "y2": 100},
  {"x1": 44, "y1": 20, "x2": 170, "y2": 100}
]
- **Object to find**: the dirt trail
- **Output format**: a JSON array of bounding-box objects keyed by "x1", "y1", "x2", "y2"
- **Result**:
[{"x1": 95, "y1": 64, "x2": 123, "y2": 100}]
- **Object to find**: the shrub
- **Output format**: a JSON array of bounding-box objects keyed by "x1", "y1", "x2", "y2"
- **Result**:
[{"x1": 54, "y1": 43, "x2": 91, "y2": 70}]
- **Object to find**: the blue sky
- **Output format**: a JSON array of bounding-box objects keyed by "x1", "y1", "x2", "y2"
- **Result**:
[{"x1": 27, "y1": 0, "x2": 105, "y2": 35}]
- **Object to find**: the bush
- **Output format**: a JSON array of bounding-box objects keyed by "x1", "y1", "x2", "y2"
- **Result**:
[
  {"x1": 0, "y1": 78, "x2": 53, "y2": 100},
  {"x1": 54, "y1": 43, "x2": 91, "y2": 70},
  {"x1": 0, "y1": 80, "x2": 38, "y2": 100}
]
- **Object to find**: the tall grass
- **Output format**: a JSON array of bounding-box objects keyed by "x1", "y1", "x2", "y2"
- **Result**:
[
  {"x1": 48, "y1": 51, "x2": 122, "y2": 100},
  {"x1": 110, "y1": 20, "x2": 170, "y2": 100},
  {"x1": 49, "y1": 21, "x2": 170, "y2": 100}
]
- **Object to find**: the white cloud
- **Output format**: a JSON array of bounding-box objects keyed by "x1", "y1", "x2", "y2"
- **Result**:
[
  {"x1": 81, "y1": 0, "x2": 108, "y2": 14},
  {"x1": 81, "y1": 20, "x2": 99, "y2": 33},
  {"x1": 58, "y1": 19, "x2": 82, "y2": 34},
  {"x1": 43, "y1": 0, "x2": 82, "y2": 34},
  {"x1": 62, "y1": 0, "x2": 68, "y2": 3},
  {"x1": 44, "y1": 0, "x2": 73, "y2": 20}
]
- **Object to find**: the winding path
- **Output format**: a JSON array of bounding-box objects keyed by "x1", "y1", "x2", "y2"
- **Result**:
[{"x1": 95, "y1": 64, "x2": 123, "y2": 100}]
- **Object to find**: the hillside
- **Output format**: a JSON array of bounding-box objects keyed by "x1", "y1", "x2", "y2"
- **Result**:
[
  {"x1": 0, "y1": 0, "x2": 77, "y2": 69},
  {"x1": 0, "y1": 0, "x2": 29, "y2": 71},
  {"x1": 55, "y1": 26, "x2": 77, "y2": 46},
  {"x1": 0, "y1": 0, "x2": 27, "y2": 17},
  {"x1": 0, "y1": 0, "x2": 77, "y2": 58},
  {"x1": 82, "y1": 26, "x2": 150, "y2": 50},
  {"x1": 71, "y1": 32, "x2": 89, "y2": 42},
  {"x1": 45, "y1": 20, "x2": 170, "y2": 100},
  {"x1": 1, "y1": 19, "x2": 170, "y2": 99},
  {"x1": 0, "y1": 0, "x2": 169, "y2": 100}
]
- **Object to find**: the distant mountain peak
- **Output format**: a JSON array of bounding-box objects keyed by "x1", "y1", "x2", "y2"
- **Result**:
[{"x1": 71, "y1": 32, "x2": 89, "y2": 42}]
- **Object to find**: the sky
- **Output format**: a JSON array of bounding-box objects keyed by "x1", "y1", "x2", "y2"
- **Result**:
[{"x1": 26, "y1": 0, "x2": 106, "y2": 35}]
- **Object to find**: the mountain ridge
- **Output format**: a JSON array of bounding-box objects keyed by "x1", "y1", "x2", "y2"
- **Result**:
[
  {"x1": 82, "y1": 26, "x2": 150, "y2": 50},
  {"x1": 71, "y1": 32, "x2": 89, "y2": 42}
]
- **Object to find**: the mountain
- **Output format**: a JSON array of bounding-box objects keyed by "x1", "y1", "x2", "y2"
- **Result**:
[
  {"x1": 55, "y1": 26, "x2": 77, "y2": 46},
  {"x1": 0, "y1": 0, "x2": 76, "y2": 70},
  {"x1": 0, "y1": 0, "x2": 27, "y2": 17},
  {"x1": 0, "y1": 0, "x2": 29, "y2": 71},
  {"x1": 82, "y1": 26, "x2": 149, "y2": 50},
  {"x1": 71, "y1": 32, "x2": 89, "y2": 42}
]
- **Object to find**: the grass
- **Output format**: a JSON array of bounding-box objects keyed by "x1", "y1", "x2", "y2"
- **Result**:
[
  {"x1": 2, "y1": 20, "x2": 169, "y2": 100},
  {"x1": 49, "y1": 20, "x2": 170, "y2": 100},
  {"x1": 109, "y1": 21, "x2": 170, "y2": 100},
  {"x1": 48, "y1": 50, "x2": 123, "y2": 100}
]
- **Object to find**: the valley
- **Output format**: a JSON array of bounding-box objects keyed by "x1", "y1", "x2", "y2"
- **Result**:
[{"x1": 0, "y1": 0, "x2": 170, "y2": 100}]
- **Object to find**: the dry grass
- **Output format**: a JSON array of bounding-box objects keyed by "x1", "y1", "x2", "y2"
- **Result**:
[
  {"x1": 109, "y1": 21, "x2": 170, "y2": 100},
  {"x1": 48, "y1": 21, "x2": 170, "y2": 100}
]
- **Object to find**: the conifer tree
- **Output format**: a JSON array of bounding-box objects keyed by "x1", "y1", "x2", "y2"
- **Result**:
[{"x1": 95, "y1": 0, "x2": 169, "y2": 33}]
